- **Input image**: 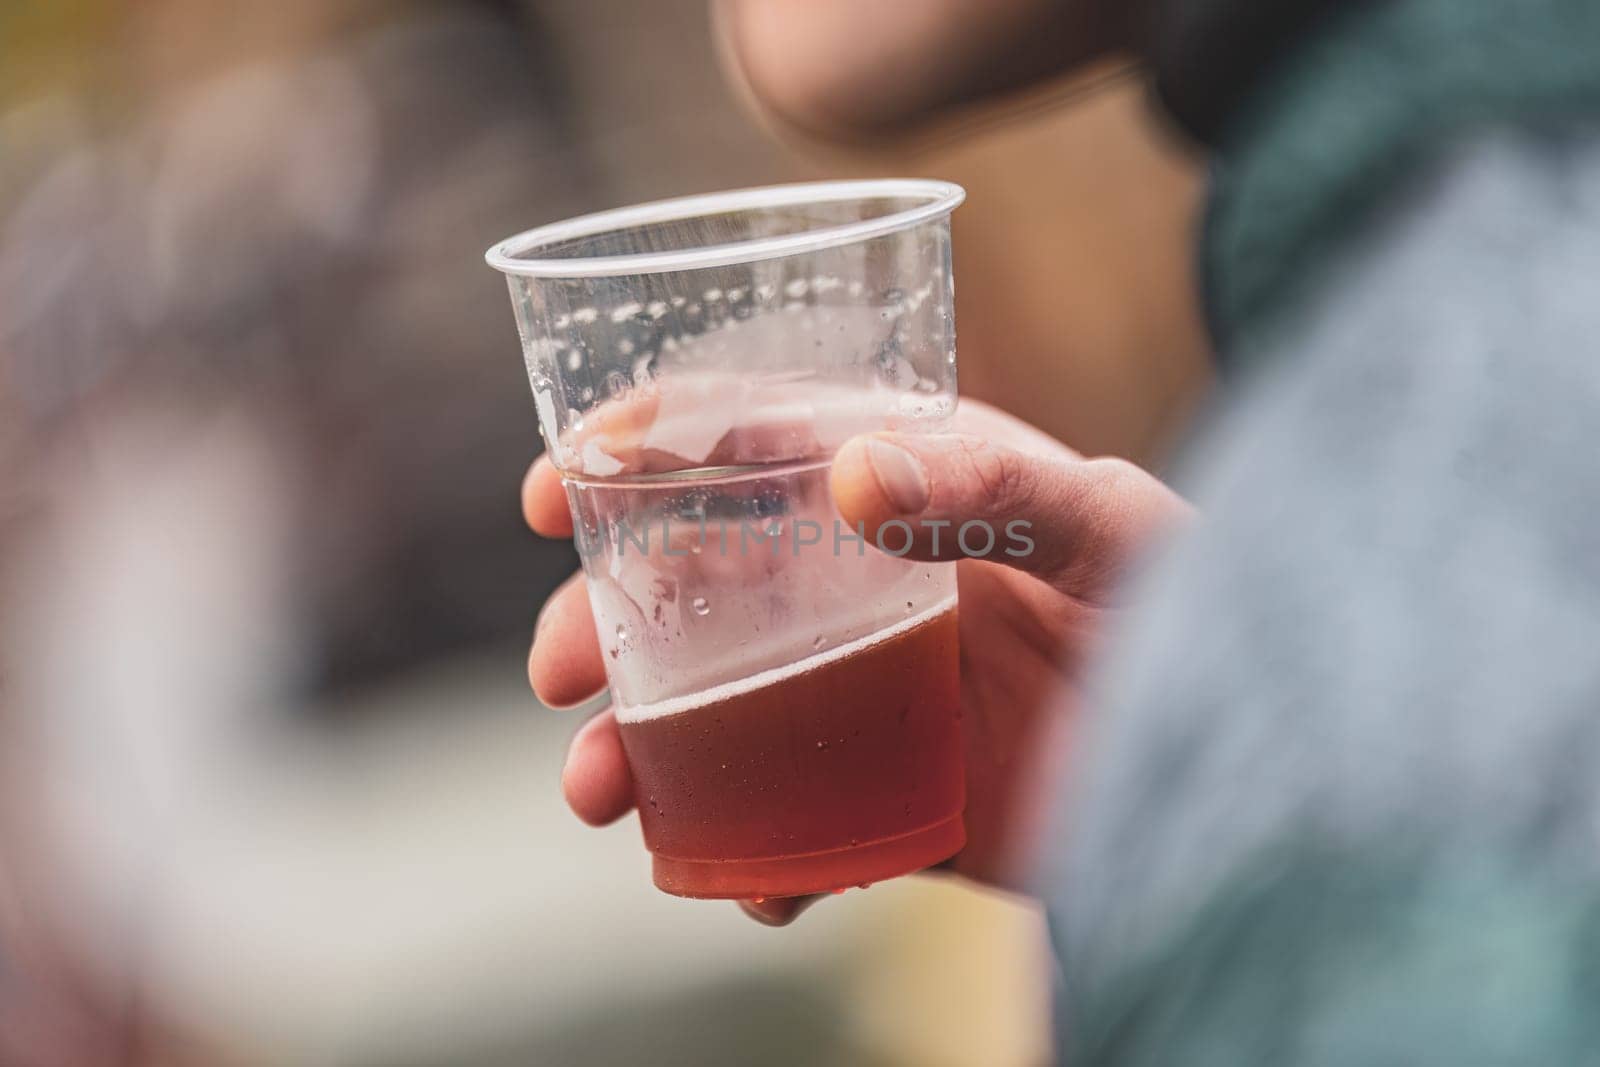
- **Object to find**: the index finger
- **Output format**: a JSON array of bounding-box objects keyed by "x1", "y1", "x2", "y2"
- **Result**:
[{"x1": 522, "y1": 456, "x2": 574, "y2": 538}]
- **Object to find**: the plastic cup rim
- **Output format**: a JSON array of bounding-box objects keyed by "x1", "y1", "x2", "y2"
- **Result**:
[{"x1": 484, "y1": 178, "x2": 966, "y2": 280}]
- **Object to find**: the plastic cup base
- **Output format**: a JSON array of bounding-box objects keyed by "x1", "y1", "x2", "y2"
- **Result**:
[{"x1": 650, "y1": 815, "x2": 965, "y2": 900}]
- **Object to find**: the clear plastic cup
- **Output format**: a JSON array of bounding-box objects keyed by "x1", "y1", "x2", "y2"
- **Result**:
[{"x1": 487, "y1": 180, "x2": 966, "y2": 899}]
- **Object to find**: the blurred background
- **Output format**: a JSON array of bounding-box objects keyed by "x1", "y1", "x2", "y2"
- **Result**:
[{"x1": 0, "y1": 1, "x2": 1208, "y2": 1063}]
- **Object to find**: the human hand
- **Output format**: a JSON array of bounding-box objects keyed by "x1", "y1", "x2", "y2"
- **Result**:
[
  {"x1": 523, "y1": 398, "x2": 1189, "y2": 924},
  {"x1": 713, "y1": 0, "x2": 1142, "y2": 143}
]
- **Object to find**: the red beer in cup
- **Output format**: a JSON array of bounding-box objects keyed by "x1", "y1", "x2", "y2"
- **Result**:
[{"x1": 488, "y1": 181, "x2": 967, "y2": 898}]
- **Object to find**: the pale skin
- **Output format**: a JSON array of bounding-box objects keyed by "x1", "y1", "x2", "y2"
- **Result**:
[
  {"x1": 524, "y1": 401, "x2": 1190, "y2": 924},
  {"x1": 712, "y1": 0, "x2": 1145, "y2": 142}
]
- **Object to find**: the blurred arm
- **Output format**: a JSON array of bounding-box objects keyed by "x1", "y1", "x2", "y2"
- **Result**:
[
  {"x1": 713, "y1": 0, "x2": 1140, "y2": 141},
  {"x1": 1054, "y1": 128, "x2": 1600, "y2": 1063}
]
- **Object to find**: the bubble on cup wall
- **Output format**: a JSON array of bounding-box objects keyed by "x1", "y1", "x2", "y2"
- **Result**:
[
  {"x1": 573, "y1": 307, "x2": 599, "y2": 324},
  {"x1": 617, "y1": 338, "x2": 636, "y2": 356},
  {"x1": 914, "y1": 377, "x2": 940, "y2": 393},
  {"x1": 703, "y1": 288, "x2": 723, "y2": 303},
  {"x1": 812, "y1": 636, "x2": 827, "y2": 650},
  {"x1": 553, "y1": 313, "x2": 572, "y2": 329},
  {"x1": 567, "y1": 408, "x2": 585, "y2": 432},
  {"x1": 579, "y1": 385, "x2": 594, "y2": 402},
  {"x1": 566, "y1": 348, "x2": 584, "y2": 371},
  {"x1": 812, "y1": 274, "x2": 842, "y2": 294},
  {"x1": 726, "y1": 287, "x2": 747, "y2": 303},
  {"x1": 784, "y1": 278, "x2": 809, "y2": 300},
  {"x1": 847, "y1": 280, "x2": 864, "y2": 298},
  {"x1": 647, "y1": 301, "x2": 670, "y2": 319},
  {"x1": 605, "y1": 371, "x2": 630, "y2": 399},
  {"x1": 691, "y1": 597, "x2": 710, "y2": 616},
  {"x1": 670, "y1": 295, "x2": 687, "y2": 308},
  {"x1": 754, "y1": 283, "x2": 777, "y2": 303},
  {"x1": 898, "y1": 393, "x2": 937, "y2": 419},
  {"x1": 615, "y1": 624, "x2": 630, "y2": 645},
  {"x1": 610, "y1": 301, "x2": 644, "y2": 324},
  {"x1": 685, "y1": 303, "x2": 701, "y2": 316}
]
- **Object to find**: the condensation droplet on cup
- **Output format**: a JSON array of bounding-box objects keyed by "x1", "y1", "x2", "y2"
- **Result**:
[
  {"x1": 905, "y1": 601, "x2": 915, "y2": 613},
  {"x1": 812, "y1": 636, "x2": 826, "y2": 650},
  {"x1": 691, "y1": 597, "x2": 710, "y2": 616},
  {"x1": 615, "y1": 624, "x2": 629, "y2": 643}
]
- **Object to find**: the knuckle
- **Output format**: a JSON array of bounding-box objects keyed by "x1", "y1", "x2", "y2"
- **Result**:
[
  {"x1": 1085, "y1": 457, "x2": 1145, "y2": 497},
  {"x1": 1081, "y1": 457, "x2": 1155, "y2": 528},
  {"x1": 953, "y1": 437, "x2": 1029, "y2": 512}
]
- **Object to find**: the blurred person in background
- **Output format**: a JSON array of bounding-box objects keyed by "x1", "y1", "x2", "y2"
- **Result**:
[
  {"x1": 1, "y1": 0, "x2": 594, "y2": 691},
  {"x1": 3, "y1": 1, "x2": 627, "y2": 1063},
  {"x1": 537, "y1": 0, "x2": 1600, "y2": 1063}
]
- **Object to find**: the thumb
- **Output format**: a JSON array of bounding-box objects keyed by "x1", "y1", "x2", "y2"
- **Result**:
[{"x1": 830, "y1": 432, "x2": 1190, "y2": 602}]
